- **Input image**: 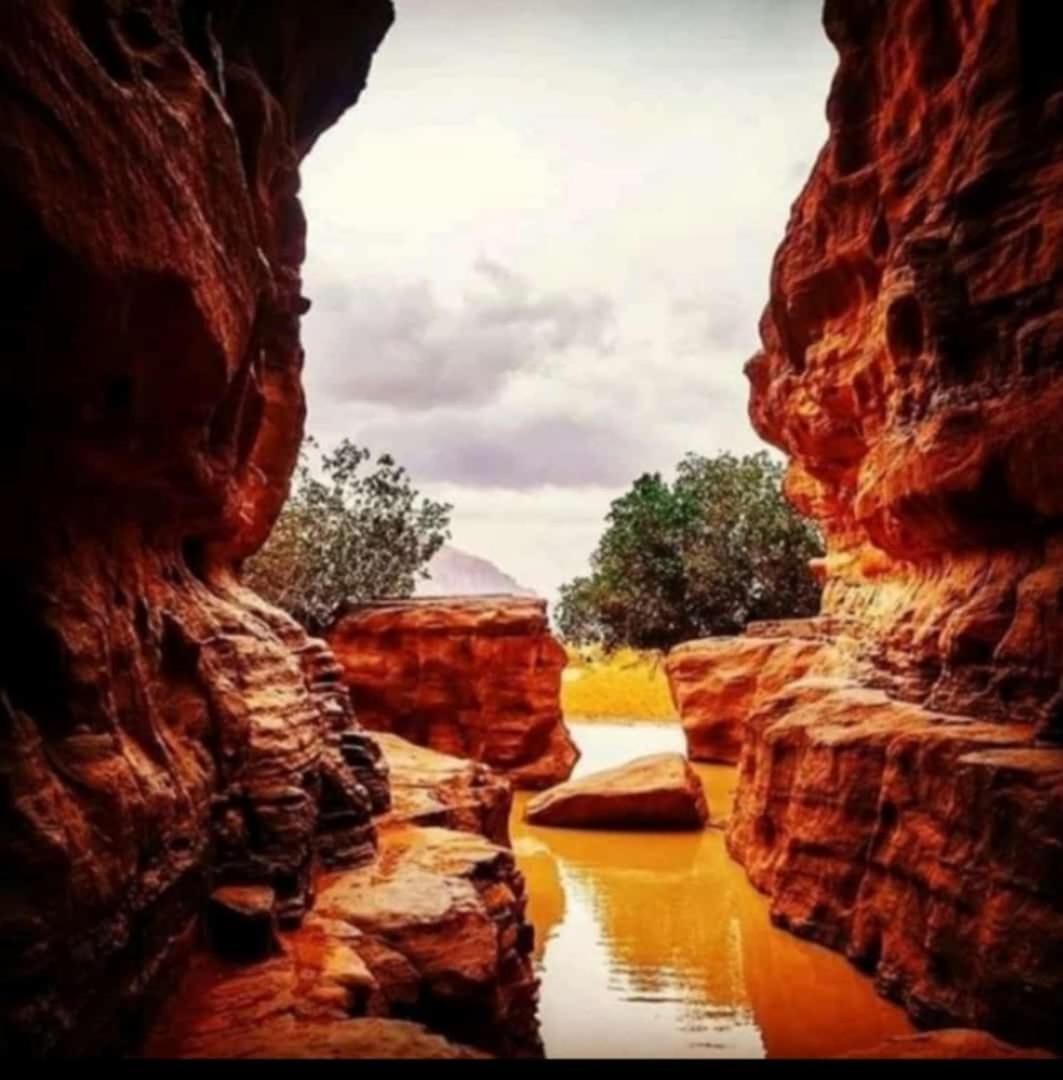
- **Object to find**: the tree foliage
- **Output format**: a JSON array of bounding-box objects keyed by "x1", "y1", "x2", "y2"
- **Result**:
[
  {"x1": 556, "y1": 451, "x2": 823, "y2": 650},
  {"x1": 244, "y1": 438, "x2": 451, "y2": 631}
]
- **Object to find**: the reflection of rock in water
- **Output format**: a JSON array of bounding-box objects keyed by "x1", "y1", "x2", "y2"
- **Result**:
[
  {"x1": 512, "y1": 724, "x2": 913, "y2": 1058},
  {"x1": 511, "y1": 832, "x2": 566, "y2": 965}
]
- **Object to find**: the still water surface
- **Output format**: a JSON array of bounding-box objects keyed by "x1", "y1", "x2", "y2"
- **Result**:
[{"x1": 511, "y1": 720, "x2": 914, "y2": 1059}]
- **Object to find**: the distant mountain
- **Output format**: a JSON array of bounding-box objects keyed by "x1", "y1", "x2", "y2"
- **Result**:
[{"x1": 415, "y1": 544, "x2": 537, "y2": 598}]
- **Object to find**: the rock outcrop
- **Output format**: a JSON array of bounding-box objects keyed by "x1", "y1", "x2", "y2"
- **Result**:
[
  {"x1": 665, "y1": 623, "x2": 842, "y2": 763},
  {"x1": 374, "y1": 732, "x2": 513, "y2": 847},
  {"x1": 525, "y1": 754, "x2": 708, "y2": 830},
  {"x1": 716, "y1": 0, "x2": 1063, "y2": 1054},
  {"x1": 747, "y1": 0, "x2": 1063, "y2": 733},
  {"x1": 328, "y1": 597, "x2": 578, "y2": 789},
  {"x1": 146, "y1": 824, "x2": 541, "y2": 1059}
]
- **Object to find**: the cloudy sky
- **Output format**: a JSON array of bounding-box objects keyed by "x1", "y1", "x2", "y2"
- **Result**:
[{"x1": 300, "y1": 0, "x2": 837, "y2": 603}]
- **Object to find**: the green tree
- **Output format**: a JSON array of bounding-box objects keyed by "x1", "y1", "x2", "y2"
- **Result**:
[
  {"x1": 244, "y1": 437, "x2": 452, "y2": 631},
  {"x1": 557, "y1": 451, "x2": 822, "y2": 650}
]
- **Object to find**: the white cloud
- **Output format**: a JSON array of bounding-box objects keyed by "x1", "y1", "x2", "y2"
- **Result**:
[{"x1": 299, "y1": 0, "x2": 836, "y2": 603}]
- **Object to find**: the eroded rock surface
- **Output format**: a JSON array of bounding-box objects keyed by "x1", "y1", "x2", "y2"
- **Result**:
[
  {"x1": 747, "y1": 0, "x2": 1063, "y2": 731},
  {"x1": 374, "y1": 732, "x2": 513, "y2": 846},
  {"x1": 665, "y1": 624, "x2": 842, "y2": 763},
  {"x1": 0, "y1": 0, "x2": 418, "y2": 1056},
  {"x1": 717, "y1": 0, "x2": 1063, "y2": 1054},
  {"x1": 147, "y1": 824, "x2": 540, "y2": 1058},
  {"x1": 525, "y1": 754, "x2": 708, "y2": 831},
  {"x1": 328, "y1": 597, "x2": 578, "y2": 789},
  {"x1": 841, "y1": 1029, "x2": 1055, "y2": 1060}
]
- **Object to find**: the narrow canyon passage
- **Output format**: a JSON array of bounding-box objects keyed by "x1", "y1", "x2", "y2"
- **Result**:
[
  {"x1": 3, "y1": 0, "x2": 1063, "y2": 1059},
  {"x1": 512, "y1": 721, "x2": 913, "y2": 1059}
]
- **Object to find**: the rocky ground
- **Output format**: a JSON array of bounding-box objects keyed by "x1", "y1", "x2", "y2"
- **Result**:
[{"x1": 145, "y1": 737, "x2": 540, "y2": 1059}]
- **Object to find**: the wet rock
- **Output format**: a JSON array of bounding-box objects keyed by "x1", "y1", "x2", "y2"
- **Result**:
[
  {"x1": 327, "y1": 597, "x2": 578, "y2": 789},
  {"x1": 206, "y1": 885, "x2": 278, "y2": 962},
  {"x1": 525, "y1": 754, "x2": 708, "y2": 830}
]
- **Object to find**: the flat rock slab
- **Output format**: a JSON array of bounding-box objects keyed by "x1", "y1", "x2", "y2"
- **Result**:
[
  {"x1": 145, "y1": 825, "x2": 539, "y2": 1059},
  {"x1": 524, "y1": 753, "x2": 708, "y2": 830},
  {"x1": 374, "y1": 732, "x2": 512, "y2": 845}
]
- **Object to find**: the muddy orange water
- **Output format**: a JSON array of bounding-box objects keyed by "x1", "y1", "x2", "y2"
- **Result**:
[{"x1": 511, "y1": 720, "x2": 914, "y2": 1059}]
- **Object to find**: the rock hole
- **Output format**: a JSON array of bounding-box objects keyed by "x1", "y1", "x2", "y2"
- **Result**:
[
  {"x1": 120, "y1": 9, "x2": 164, "y2": 51},
  {"x1": 70, "y1": 0, "x2": 134, "y2": 85},
  {"x1": 182, "y1": 538, "x2": 208, "y2": 583},
  {"x1": 885, "y1": 295, "x2": 924, "y2": 362},
  {"x1": 1018, "y1": 0, "x2": 1063, "y2": 100},
  {"x1": 0, "y1": 583, "x2": 74, "y2": 738},
  {"x1": 870, "y1": 213, "x2": 890, "y2": 258}
]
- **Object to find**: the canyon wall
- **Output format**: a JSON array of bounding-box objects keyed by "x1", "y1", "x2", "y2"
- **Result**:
[
  {"x1": 748, "y1": 0, "x2": 1063, "y2": 729},
  {"x1": 0, "y1": 0, "x2": 416, "y2": 1055},
  {"x1": 721, "y1": 0, "x2": 1063, "y2": 1051},
  {"x1": 328, "y1": 597, "x2": 578, "y2": 789}
]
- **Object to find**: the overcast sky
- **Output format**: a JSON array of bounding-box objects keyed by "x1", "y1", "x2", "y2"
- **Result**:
[{"x1": 300, "y1": 0, "x2": 836, "y2": 603}]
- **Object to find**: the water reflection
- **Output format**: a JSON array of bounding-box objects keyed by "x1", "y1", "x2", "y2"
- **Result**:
[{"x1": 512, "y1": 721, "x2": 913, "y2": 1059}]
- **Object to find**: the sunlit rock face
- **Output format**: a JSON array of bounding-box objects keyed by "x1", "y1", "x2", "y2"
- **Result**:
[
  {"x1": 665, "y1": 621, "x2": 843, "y2": 763},
  {"x1": 725, "y1": 0, "x2": 1063, "y2": 1051},
  {"x1": 328, "y1": 597, "x2": 579, "y2": 789},
  {"x1": 0, "y1": 0, "x2": 394, "y2": 1055},
  {"x1": 747, "y1": 0, "x2": 1063, "y2": 729}
]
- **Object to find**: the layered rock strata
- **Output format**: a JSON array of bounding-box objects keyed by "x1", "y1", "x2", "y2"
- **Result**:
[
  {"x1": 0, "y1": 0, "x2": 525, "y2": 1057},
  {"x1": 374, "y1": 732, "x2": 513, "y2": 847},
  {"x1": 665, "y1": 623, "x2": 842, "y2": 763},
  {"x1": 727, "y1": 640, "x2": 1063, "y2": 1048},
  {"x1": 716, "y1": 0, "x2": 1063, "y2": 1053},
  {"x1": 328, "y1": 597, "x2": 578, "y2": 789},
  {"x1": 747, "y1": 0, "x2": 1063, "y2": 732},
  {"x1": 146, "y1": 824, "x2": 541, "y2": 1059}
]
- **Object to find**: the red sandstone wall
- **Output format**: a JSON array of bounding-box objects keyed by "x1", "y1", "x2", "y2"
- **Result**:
[
  {"x1": 0, "y1": 1, "x2": 394, "y2": 1055},
  {"x1": 328, "y1": 597, "x2": 578, "y2": 789},
  {"x1": 723, "y1": 0, "x2": 1063, "y2": 1051},
  {"x1": 747, "y1": 0, "x2": 1063, "y2": 732}
]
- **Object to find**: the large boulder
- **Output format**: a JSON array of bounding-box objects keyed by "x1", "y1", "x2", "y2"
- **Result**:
[
  {"x1": 327, "y1": 596, "x2": 577, "y2": 788},
  {"x1": 524, "y1": 754, "x2": 708, "y2": 830}
]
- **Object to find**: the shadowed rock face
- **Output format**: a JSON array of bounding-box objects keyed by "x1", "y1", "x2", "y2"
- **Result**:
[
  {"x1": 328, "y1": 597, "x2": 579, "y2": 789},
  {"x1": 721, "y1": 0, "x2": 1063, "y2": 1053},
  {"x1": 0, "y1": 0, "x2": 394, "y2": 1055},
  {"x1": 748, "y1": 0, "x2": 1063, "y2": 730}
]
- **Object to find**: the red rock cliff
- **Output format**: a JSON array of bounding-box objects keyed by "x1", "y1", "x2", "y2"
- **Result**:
[
  {"x1": 328, "y1": 597, "x2": 578, "y2": 789},
  {"x1": 749, "y1": 0, "x2": 1063, "y2": 728},
  {"x1": 0, "y1": 0, "x2": 401, "y2": 1055},
  {"x1": 722, "y1": 0, "x2": 1063, "y2": 1052}
]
